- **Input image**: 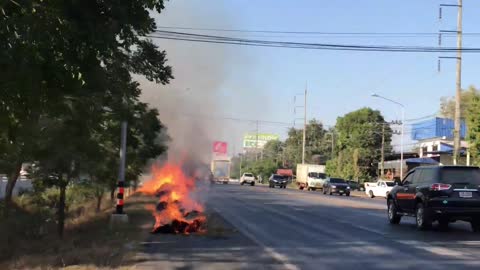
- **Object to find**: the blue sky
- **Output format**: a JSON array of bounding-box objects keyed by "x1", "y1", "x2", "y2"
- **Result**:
[{"x1": 141, "y1": 0, "x2": 480, "y2": 155}]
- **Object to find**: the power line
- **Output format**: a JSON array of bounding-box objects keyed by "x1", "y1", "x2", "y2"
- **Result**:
[
  {"x1": 156, "y1": 26, "x2": 480, "y2": 37},
  {"x1": 146, "y1": 30, "x2": 480, "y2": 53}
]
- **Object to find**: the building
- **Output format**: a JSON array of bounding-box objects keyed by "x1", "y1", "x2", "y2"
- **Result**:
[
  {"x1": 378, "y1": 117, "x2": 469, "y2": 179},
  {"x1": 412, "y1": 117, "x2": 468, "y2": 165}
]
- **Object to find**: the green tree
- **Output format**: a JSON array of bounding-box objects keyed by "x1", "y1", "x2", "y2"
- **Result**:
[
  {"x1": 327, "y1": 108, "x2": 392, "y2": 180},
  {"x1": 0, "y1": 0, "x2": 173, "y2": 215},
  {"x1": 284, "y1": 119, "x2": 329, "y2": 167},
  {"x1": 440, "y1": 86, "x2": 480, "y2": 119},
  {"x1": 466, "y1": 95, "x2": 480, "y2": 165}
]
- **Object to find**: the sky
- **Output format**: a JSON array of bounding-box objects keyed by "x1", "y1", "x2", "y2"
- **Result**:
[{"x1": 138, "y1": 0, "x2": 480, "y2": 156}]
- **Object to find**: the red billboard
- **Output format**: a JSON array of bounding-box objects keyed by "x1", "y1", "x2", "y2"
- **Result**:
[{"x1": 212, "y1": 141, "x2": 228, "y2": 156}]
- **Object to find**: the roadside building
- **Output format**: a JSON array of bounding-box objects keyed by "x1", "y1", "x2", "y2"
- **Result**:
[{"x1": 378, "y1": 117, "x2": 470, "y2": 180}]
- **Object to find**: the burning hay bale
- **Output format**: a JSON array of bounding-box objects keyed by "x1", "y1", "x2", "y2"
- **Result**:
[{"x1": 138, "y1": 162, "x2": 208, "y2": 235}]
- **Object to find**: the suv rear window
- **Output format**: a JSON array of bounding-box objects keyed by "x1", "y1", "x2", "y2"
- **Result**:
[
  {"x1": 244, "y1": 173, "x2": 253, "y2": 177},
  {"x1": 330, "y1": 178, "x2": 345, "y2": 183},
  {"x1": 440, "y1": 167, "x2": 480, "y2": 185}
]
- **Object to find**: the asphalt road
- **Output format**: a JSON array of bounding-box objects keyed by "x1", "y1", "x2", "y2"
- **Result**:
[{"x1": 139, "y1": 183, "x2": 480, "y2": 270}]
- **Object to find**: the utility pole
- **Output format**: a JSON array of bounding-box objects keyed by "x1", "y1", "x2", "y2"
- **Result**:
[
  {"x1": 302, "y1": 85, "x2": 307, "y2": 164},
  {"x1": 116, "y1": 121, "x2": 127, "y2": 214},
  {"x1": 453, "y1": 0, "x2": 463, "y2": 165},
  {"x1": 438, "y1": 1, "x2": 462, "y2": 165},
  {"x1": 330, "y1": 133, "x2": 334, "y2": 158},
  {"x1": 239, "y1": 154, "x2": 243, "y2": 178},
  {"x1": 380, "y1": 123, "x2": 385, "y2": 177},
  {"x1": 255, "y1": 120, "x2": 259, "y2": 161}
]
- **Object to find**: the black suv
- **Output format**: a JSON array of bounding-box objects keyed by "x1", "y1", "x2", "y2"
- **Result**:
[
  {"x1": 269, "y1": 174, "x2": 288, "y2": 188},
  {"x1": 387, "y1": 166, "x2": 480, "y2": 231},
  {"x1": 323, "y1": 178, "x2": 351, "y2": 196}
]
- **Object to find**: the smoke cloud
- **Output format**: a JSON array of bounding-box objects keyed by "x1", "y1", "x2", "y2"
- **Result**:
[{"x1": 138, "y1": 1, "x2": 238, "y2": 164}]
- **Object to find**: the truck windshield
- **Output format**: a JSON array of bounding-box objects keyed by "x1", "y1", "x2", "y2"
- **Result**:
[{"x1": 308, "y1": 172, "x2": 326, "y2": 179}]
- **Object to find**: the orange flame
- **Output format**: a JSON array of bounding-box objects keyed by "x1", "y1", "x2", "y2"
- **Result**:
[{"x1": 138, "y1": 162, "x2": 206, "y2": 233}]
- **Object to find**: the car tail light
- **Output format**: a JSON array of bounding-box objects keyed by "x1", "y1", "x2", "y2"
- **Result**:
[{"x1": 430, "y1": 183, "x2": 451, "y2": 191}]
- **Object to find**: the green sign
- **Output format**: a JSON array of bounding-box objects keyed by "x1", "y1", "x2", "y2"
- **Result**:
[{"x1": 243, "y1": 133, "x2": 279, "y2": 149}]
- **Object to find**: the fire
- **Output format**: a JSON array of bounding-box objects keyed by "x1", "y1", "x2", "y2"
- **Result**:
[{"x1": 138, "y1": 162, "x2": 207, "y2": 234}]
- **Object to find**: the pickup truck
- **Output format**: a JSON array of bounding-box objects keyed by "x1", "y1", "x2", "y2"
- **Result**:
[
  {"x1": 364, "y1": 180, "x2": 396, "y2": 198},
  {"x1": 240, "y1": 173, "x2": 255, "y2": 186}
]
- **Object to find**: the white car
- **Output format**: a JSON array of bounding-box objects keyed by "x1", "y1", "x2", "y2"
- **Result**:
[
  {"x1": 240, "y1": 173, "x2": 255, "y2": 186},
  {"x1": 364, "y1": 180, "x2": 396, "y2": 198}
]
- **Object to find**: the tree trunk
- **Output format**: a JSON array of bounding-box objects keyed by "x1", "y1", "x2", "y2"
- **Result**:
[
  {"x1": 58, "y1": 183, "x2": 67, "y2": 238},
  {"x1": 4, "y1": 161, "x2": 23, "y2": 216},
  {"x1": 96, "y1": 194, "x2": 102, "y2": 213},
  {"x1": 110, "y1": 187, "x2": 115, "y2": 202}
]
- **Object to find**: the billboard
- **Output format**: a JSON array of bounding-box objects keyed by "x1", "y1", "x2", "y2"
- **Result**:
[
  {"x1": 212, "y1": 141, "x2": 228, "y2": 156},
  {"x1": 243, "y1": 133, "x2": 280, "y2": 149}
]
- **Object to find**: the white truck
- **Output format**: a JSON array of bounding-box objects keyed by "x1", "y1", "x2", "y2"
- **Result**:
[
  {"x1": 240, "y1": 173, "x2": 255, "y2": 186},
  {"x1": 364, "y1": 180, "x2": 396, "y2": 198},
  {"x1": 296, "y1": 164, "x2": 327, "y2": 191},
  {"x1": 211, "y1": 159, "x2": 231, "y2": 184}
]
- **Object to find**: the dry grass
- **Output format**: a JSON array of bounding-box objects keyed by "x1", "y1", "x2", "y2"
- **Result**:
[{"x1": 0, "y1": 194, "x2": 156, "y2": 270}]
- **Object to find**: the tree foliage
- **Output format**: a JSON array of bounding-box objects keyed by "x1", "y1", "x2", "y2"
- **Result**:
[
  {"x1": 0, "y1": 0, "x2": 172, "y2": 236},
  {"x1": 326, "y1": 108, "x2": 392, "y2": 181},
  {"x1": 284, "y1": 119, "x2": 331, "y2": 166},
  {"x1": 440, "y1": 86, "x2": 480, "y2": 119},
  {"x1": 466, "y1": 95, "x2": 480, "y2": 166}
]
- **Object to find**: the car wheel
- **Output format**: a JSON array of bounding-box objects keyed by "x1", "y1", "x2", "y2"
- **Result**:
[
  {"x1": 307, "y1": 187, "x2": 311, "y2": 191},
  {"x1": 346, "y1": 192, "x2": 350, "y2": 197},
  {"x1": 323, "y1": 189, "x2": 326, "y2": 195},
  {"x1": 251, "y1": 182, "x2": 255, "y2": 186},
  {"x1": 311, "y1": 188, "x2": 316, "y2": 191},
  {"x1": 471, "y1": 219, "x2": 480, "y2": 232},
  {"x1": 415, "y1": 202, "x2": 432, "y2": 230},
  {"x1": 241, "y1": 182, "x2": 244, "y2": 185},
  {"x1": 329, "y1": 189, "x2": 333, "y2": 196},
  {"x1": 438, "y1": 219, "x2": 449, "y2": 231},
  {"x1": 387, "y1": 199, "x2": 401, "y2": 225},
  {"x1": 369, "y1": 190, "x2": 375, "y2": 198}
]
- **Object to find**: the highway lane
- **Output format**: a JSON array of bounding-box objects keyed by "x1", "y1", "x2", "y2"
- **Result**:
[{"x1": 209, "y1": 183, "x2": 480, "y2": 270}]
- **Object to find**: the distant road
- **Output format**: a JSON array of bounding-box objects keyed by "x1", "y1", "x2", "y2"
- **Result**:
[{"x1": 0, "y1": 179, "x2": 33, "y2": 199}]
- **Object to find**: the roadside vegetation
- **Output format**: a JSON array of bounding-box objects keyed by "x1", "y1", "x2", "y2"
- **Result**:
[
  {"x1": 0, "y1": 0, "x2": 172, "y2": 240},
  {"x1": 0, "y1": 193, "x2": 156, "y2": 269}
]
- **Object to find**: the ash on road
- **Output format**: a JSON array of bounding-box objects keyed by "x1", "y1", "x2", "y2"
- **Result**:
[{"x1": 137, "y1": 184, "x2": 480, "y2": 270}]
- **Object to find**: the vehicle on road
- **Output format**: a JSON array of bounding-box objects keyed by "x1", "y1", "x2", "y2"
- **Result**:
[
  {"x1": 240, "y1": 173, "x2": 255, "y2": 186},
  {"x1": 211, "y1": 158, "x2": 231, "y2": 184},
  {"x1": 269, "y1": 174, "x2": 288, "y2": 188},
  {"x1": 387, "y1": 166, "x2": 480, "y2": 231},
  {"x1": 296, "y1": 164, "x2": 327, "y2": 191},
  {"x1": 365, "y1": 180, "x2": 396, "y2": 198},
  {"x1": 347, "y1": 180, "x2": 361, "y2": 191},
  {"x1": 323, "y1": 178, "x2": 350, "y2": 196}
]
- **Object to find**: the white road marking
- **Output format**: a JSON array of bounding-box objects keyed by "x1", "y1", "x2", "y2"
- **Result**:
[
  {"x1": 396, "y1": 240, "x2": 471, "y2": 258},
  {"x1": 213, "y1": 206, "x2": 300, "y2": 270}
]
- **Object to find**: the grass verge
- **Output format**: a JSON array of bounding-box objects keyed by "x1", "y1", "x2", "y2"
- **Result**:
[{"x1": 0, "y1": 194, "x2": 156, "y2": 270}]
